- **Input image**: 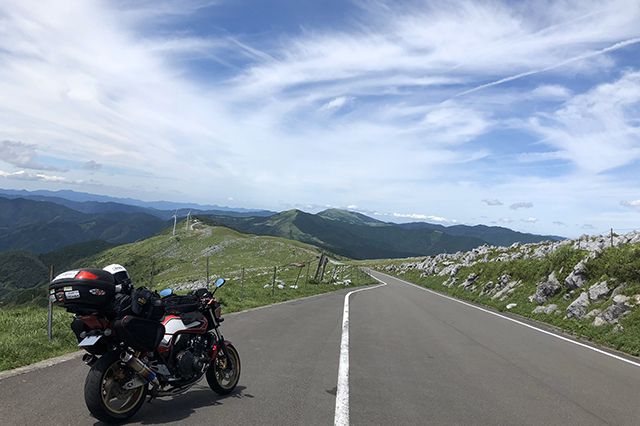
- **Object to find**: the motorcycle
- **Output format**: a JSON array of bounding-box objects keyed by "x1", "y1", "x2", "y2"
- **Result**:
[{"x1": 49, "y1": 268, "x2": 240, "y2": 423}]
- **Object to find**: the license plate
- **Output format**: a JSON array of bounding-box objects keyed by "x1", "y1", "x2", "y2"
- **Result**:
[{"x1": 78, "y1": 335, "x2": 102, "y2": 347}]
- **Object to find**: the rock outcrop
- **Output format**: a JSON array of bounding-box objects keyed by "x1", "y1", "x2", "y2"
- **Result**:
[
  {"x1": 529, "y1": 271, "x2": 562, "y2": 305},
  {"x1": 593, "y1": 295, "x2": 633, "y2": 326},
  {"x1": 587, "y1": 281, "x2": 610, "y2": 301},
  {"x1": 566, "y1": 292, "x2": 590, "y2": 319}
]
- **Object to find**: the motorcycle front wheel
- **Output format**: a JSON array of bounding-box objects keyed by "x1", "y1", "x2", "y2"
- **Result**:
[
  {"x1": 206, "y1": 343, "x2": 241, "y2": 395},
  {"x1": 84, "y1": 351, "x2": 147, "y2": 423}
]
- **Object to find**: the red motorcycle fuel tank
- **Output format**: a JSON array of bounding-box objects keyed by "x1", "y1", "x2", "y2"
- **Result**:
[{"x1": 158, "y1": 314, "x2": 208, "y2": 353}]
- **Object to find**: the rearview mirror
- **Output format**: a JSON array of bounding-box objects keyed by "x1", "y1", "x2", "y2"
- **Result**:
[{"x1": 214, "y1": 278, "x2": 225, "y2": 288}]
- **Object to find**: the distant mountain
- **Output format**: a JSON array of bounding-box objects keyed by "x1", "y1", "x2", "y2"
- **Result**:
[
  {"x1": 202, "y1": 209, "x2": 563, "y2": 259},
  {"x1": 396, "y1": 222, "x2": 563, "y2": 246},
  {"x1": 0, "y1": 188, "x2": 274, "y2": 216},
  {"x1": 0, "y1": 198, "x2": 168, "y2": 253},
  {"x1": 202, "y1": 209, "x2": 485, "y2": 259},
  {"x1": 316, "y1": 208, "x2": 387, "y2": 226}
]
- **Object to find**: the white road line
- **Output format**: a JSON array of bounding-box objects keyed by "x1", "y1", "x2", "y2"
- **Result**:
[
  {"x1": 334, "y1": 282, "x2": 387, "y2": 426},
  {"x1": 369, "y1": 270, "x2": 640, "y2": 369}
]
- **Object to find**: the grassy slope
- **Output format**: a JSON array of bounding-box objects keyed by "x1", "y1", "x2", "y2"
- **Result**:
[
  {"x1": 368, "y1": 243, "x2": 640, "y2": 356},
  {"x1": 0, "y1": 221, "x2": 375, "y2": 371}
]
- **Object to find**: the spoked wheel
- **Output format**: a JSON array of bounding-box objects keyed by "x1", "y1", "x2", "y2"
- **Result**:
[
  {"x1": 84, "y1": 352, "x2": 147, "y2": 423},
  {"x1": 206, "y1": 343, "x2": 241, "y2": 395}
]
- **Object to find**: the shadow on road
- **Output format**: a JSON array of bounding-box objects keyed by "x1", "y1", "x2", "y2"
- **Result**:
[{"x1": 93, "y1": 385, "x2": 254, "y2": 425}]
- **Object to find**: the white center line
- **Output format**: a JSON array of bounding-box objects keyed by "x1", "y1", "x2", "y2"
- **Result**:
[{"x1": 334, "y1": 282, "x2": 386, "y2": 426}]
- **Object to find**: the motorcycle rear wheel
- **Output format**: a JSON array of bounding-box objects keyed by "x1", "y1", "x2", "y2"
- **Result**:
[
  {"x1": 84, "y1": 351, "x2": 147, "y2": 423},
  {"x1": 206, "y1": 343, "x2": 241, "y2": 395}
]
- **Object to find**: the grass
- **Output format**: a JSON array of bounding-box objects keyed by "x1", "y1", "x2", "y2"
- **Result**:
[
  {"x1": 0, "y1": 222, "x2": 376, "y2": 372},
  {"x1": 0, "y1": 306, "x2": 76, "y2": 371},
  {"x1": 372, "y1": 244, "x2": 640, "y2": 356}
]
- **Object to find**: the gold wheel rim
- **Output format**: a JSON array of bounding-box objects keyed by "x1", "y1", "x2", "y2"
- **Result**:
[{"x1": 100, "y1": 362, "x2": 145, "y2": 414}]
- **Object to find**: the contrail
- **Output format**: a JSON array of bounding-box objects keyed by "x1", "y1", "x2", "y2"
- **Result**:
[{"x1": 454, "y1": 36, "x2": 640, "y2": 98}]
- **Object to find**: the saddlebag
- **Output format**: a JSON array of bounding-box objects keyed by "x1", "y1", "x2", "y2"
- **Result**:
[
  {"x1": 114, "y1": 315, "x2": 165, "y2": 352},
  {"x1": 162, "y1": 294, "x2": 200, "y2": 314}
]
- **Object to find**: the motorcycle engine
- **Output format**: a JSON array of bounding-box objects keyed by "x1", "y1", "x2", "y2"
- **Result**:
[{"x1": 174, "y1": 335, "x2": 210, "y2": 381}]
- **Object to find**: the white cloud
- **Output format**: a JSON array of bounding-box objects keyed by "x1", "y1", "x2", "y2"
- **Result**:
[
  {"x1": 522, "y1": 217, "x2": 538, "y2": 223},
  {"x1": 82, "y1": 160, "x2": 102, "y2": 171},
  {"x1": 0, "y1": 140, "x2": 65, "y2": 171},
  {"x1": 392, "y1": 212, "x2": 454, "y2": 223},
  {"x1": 482, "y1": 199, "x2": 503, "y2": 206},
  {"x1": 320, "y1": 96, "x2": 352, "y2": 112},
  {"x1": 528, "y1": 71, "x2": 640, "y2": 172},
  {"x1": 621, "y1": 200, "x2": 640, "y2": 208},
  {"x1": 510, "y1": 202, "x2": 534, "y2": 210},
  {"x1": 0, "y1": 169, "x2": 70, "y2": 183},
  {"x1": 530, "y1": 84, "x2": 572, "y2": 99}
]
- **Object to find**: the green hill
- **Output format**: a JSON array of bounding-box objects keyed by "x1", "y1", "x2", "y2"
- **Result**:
[
  {"x1": 204, "y1": 209, "x2": 486, "y2": 259},
  {"x1": 82, "y1": 221, "x2": 326, "y2": 290}
]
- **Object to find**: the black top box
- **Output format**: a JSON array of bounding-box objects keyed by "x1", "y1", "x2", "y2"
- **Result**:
[{"x1": 49, "y1": 268, "x2": 116, "y2": 314}]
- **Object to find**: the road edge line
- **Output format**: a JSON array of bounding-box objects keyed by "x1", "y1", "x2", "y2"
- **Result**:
[
  {"x1": 334, "y1": 281, "x2": 387, "y2": 426},
  {"x1": 370, "y1": 270, "x2": 640, "y2": 369}
]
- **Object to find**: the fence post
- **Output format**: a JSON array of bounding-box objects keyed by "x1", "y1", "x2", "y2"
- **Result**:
[
  {"x1": 206, "y1": 256, "x2": 210, "y2": 286},
  {"x1": 610, "y1": 228, "x2": 614, "y2": 247},
  {"x1": 319, "y1": 257, "x2": 328, "y2": 282},
  {"x1": 47, "y1": 265, "x2": 54, "y2": 341},
  {"x1": 314, "y1": 253, "x2": 324, "y2": 281},
  {"x1": 272, "y1": 266, "x2": 277, "y2": 297},
  {"x1": 294, "y1": 266, "x2": 303, "y2": 287},
  {"x1": 241, "y1": 267, "x2": 245, "y2": 301}
]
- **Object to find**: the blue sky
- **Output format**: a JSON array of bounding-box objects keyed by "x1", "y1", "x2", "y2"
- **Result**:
[{"x1": 1, "y1": 0, "x2": 640, "y2": 237}]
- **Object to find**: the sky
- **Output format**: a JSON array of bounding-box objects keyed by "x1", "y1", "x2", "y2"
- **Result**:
[{"x1": 1, "y1": 0, "x2": 640, "y2": 237}]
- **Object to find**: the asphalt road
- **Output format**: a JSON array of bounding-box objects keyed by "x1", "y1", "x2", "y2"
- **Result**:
[{"x1": 1, "y1": 271, "x2": 640, "y2": 425}]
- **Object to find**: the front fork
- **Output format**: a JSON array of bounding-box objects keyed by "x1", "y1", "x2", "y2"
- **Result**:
[{"x1": 211, "y1": 333, "x2": 234, "y2": 371}]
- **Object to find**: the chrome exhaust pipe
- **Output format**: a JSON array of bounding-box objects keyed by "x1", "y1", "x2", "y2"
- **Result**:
[{"x1": 121, "y1": 352, "x2": 160, "y2": 388}]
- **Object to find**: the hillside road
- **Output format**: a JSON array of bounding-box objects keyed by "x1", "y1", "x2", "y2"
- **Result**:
[{"x1": 1, "y1": 271, "x2": 640, "y2": 425}]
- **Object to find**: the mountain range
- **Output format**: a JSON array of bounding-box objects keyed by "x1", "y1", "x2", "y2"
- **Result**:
[
  {"x1": 203, "y1": 209, "x2": 563, "y2": 259},
  {"x1": 0, "y1": 189, "x2": 562, "y2": 259}
]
